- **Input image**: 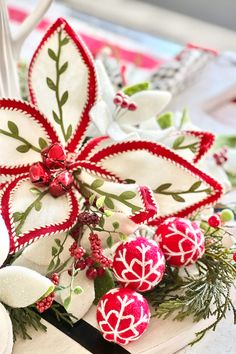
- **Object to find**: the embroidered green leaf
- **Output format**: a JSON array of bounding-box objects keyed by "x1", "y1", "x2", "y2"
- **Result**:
[
  {"x1": 63, "y1": 296, "x2": 71, "y2": 310},
  {"x1": 119, "y1": 233, "x2": 128, "y2": 242},
  {"x1": 172, "y1": 194, "x2": 185, "y2": 202},
  {"x1": 99, "y1": 216, "x2": 105, "y2": 228},
  {"x1": 73, "y1": 286, "x2": 83, "y2": 295},
  {"x1": 55, "y1": 239, "x2": 61, "y2": 247},
  {"x1": 157, "y1": 112, "x2": 173, "y2": 129},
  {"x1": 96, "y1": 196, "x2": 106, "y2": 209},
  {"x1": 104, "y1": 197, "x2": 115, "y2": 209},
  {"x1": 52, "y1": 110, "x2": 61, "y2": 124},
  {"x1": 189, "y1": 181, "x2": 202, "y2": 192},
  {"x1": 94, "y1": 269, "x2": 115, "y2": 305},
  {"x1": 123, "y1": 82, "x2": 149, "y2": 96},
  {"x1": 173, "y1": 136, "x2": 185, "y2": 149},
  {"x1": 60, "y1": 91, "x2": 69, "y2": 106},
  {"x1": 112, "y1": 221, "x2": 119, "y2": 230},
  {"x1": 51, "y1": 246, "x2": 58, "y2": 256},
  {"x1": 91, "y1": 179, "x2": 104, "y2": 189},
  {"x1": 59, "y1": 62, "x2": 68, "y2": 75},
  {"x1": 48, "y1": 48, "x2": 57, "y2": 61},
  {"x1": 65, "y1": 124, "x2": 72, "y2": 141},
  {"x1": 106, "y1": 235, "x2": 114, "y2": 248},
  {"x1": 89, "y1": 194, "x2": 96, "y2": 205},
  {"x1": 8, "y1": 121, "x2": 19, "y2": 136},
  {"x1": 30, "y1": 187, "x2": 41, "y2": 195},
  {"x1": 13, "y1": 212, "x2": 23, "y2": 222},
  {"x1": 34, "y1": 201, "x2": 42, "y2": 212},
  {"x1": 46, "y1": 77, "x2": 56, "y2": 91},
  {"x1": 38, "y1": 137, "x2": 48, "y2": 150},
  {"x1": 16, "y1": 144, "x2": 30, "y2": 153},
  {"x1": 48, "y1": 259, "x2": 55, "y2": 272},
  {"x1": 155, "y1": 183, "x2": 172, "y2": 193},
  {"x1": 61, "y1": 37, "x2": 69, "y2": 46},
  {"x1": 124, "y1": 178, "x2": 136, "y2": 184},
  {"x1": 119, "y1": 191, "x2": 136, "y2": 200}
]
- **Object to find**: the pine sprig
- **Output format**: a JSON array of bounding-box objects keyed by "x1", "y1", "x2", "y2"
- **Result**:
[
  {"x1": 50, "y1": 303, "x2": 78, "y2": 325},
  {"x1": 6, "y1": 306, "x2": 47, "y2": 341},
  {"x1": 145, "y1": 227, "x2": 236, "y2": 344}
]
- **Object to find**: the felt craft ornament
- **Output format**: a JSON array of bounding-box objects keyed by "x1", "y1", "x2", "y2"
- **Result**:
[
  {"x1": 0, "y1": 216, "x2": 53, "y2": 354},
  {"x1": 0, "y1": 18, "x2": 222, "y2": 256},
  {"x1": 96, "y1": 288, "x2": 150, "y2": 345},
  {"x1": 112, "y1": 237, "x2": 165, "y2": 292},
  {"x1": 154, "y1": 217, "x2": 205, "y2": 267}
]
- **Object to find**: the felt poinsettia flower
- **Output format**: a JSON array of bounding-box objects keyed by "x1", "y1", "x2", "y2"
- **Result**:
[
  {"x1": 90, "y1": 61, "x2": 215, "y2": 165},
  {"x1": 0, "y1": 17, "x2": 223, "y2": 257},
  {"x1": 0, "y1": 217, "x2": 53, "y2": 354}
]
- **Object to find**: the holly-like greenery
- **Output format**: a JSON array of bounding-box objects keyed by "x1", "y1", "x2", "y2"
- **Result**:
[
  {"x1": 145, "y1": 224, "x2": 236, "y2": 344},
  {"x1": 46, "y1": 31, "x2": 71, "y2": 142}
]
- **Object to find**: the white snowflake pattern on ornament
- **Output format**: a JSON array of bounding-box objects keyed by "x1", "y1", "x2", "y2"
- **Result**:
[
  {"x1": 155, "y1": 217, "x2": 205, "y2": 267},
  {"x1": 96, "y1": 288, "x2": 150, "y2": 345},
  {"x1": 112, "y1": 237, "x2": 165, "y2": 292}
]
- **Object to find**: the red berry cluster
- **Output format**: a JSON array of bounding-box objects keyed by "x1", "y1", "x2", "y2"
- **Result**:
[
  {"x1": 77, "y1": 211, "x2": 100, "y2": 226},
  {"x1": 208, "y1": 214, "x2": 221, "y2": 228},
  {"x1": 29, "y1": 143, "x2": 74, "y2": 197},
  {"x1": 69, "y1": 242, "x2": 86, "y2": 260},
  {"x1": 113, "y1": 92, "x2": 137, "y2": 111},
  {"x1": 50, "y1": 272, "x2": 59, "y2": 286},
  {"x1": 213, "y1": 147, "x2": 228, "y2": 166},
  {"x1": 89, "y1": 233, "x2": 113, "y2": 268},
  {"x1": 36, "y1": 292, "x2": 55, "y2": 313}
]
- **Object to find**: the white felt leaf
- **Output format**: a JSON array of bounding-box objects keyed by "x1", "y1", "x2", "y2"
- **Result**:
[
  {"x1": 29, "y1": 18, "x2": 97, "y2": 150},
  {"x1": 0, "y1": 217, "x2": 9, "y2": 267},
  {"x1": 0, "y1": 266, "x2": 53, "y2": 307},
  {"x1": 0, "y1": 303, "x2": 13, "y2": 354},
  {"x1": 58, "y1": 270, "x2": 95, "y2": 321},
  {"x1": 89, "y1": 100, "x2": 112, "y2": 135},
  {"x1": 1, "y1": 176, "x2": 78, "y2": 253},
  {"x1": 95, "y1": 60, "x2": 115, "y2": 111},
  {"x1": 0, "y1": 100, "x2": 58, "y2": 176},
  {"x1": 81, "y1": 212, "x2": 138, "y2": 250},
  {"x1": 89, "y1": 141, "x2": 222, "y2": 222},
  {"x1": 118, "y1": 90, "x2": 171, "y2": 125}
]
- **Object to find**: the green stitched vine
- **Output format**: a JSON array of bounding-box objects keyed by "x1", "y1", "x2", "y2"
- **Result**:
[
  {"x1": 13, "y1": 189, "x2": 48, "y2": 235},
  {"x1": 46, "y1": 31, "x2": 71, "y2": 142},
  {"x1": 172, "y1": 135, "x2": 198, "y2": 153},
  {"x1": 154, "y1": 181, "x2": 211, "y2": 202},
  {"x1": 0, "y1": 121, "x2": 46, "y2": 153}
]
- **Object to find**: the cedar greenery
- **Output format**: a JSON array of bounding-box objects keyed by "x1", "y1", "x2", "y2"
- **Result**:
[{"x1": 145, "y1": 224, "x2": 236, "y2": 344}]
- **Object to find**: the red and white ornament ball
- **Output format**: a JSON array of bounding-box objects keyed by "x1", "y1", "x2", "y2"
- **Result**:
[
  {"x1": 154, "y1": 217, "x2": 205, "y2": 267},
  {"x1": 97, "y1": 288, "x2": 150, "y2": 345},
  {"x1": 112, "y1": 237, "x2": 165, "y2": 292}
]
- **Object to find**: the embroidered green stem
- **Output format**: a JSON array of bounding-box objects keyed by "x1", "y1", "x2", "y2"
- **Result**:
[
  {"x1": 173, "y1": 142, "x2": 198, "y2": 153},
  {"x1": 14, "y1": 190, "x2": 48, "y2": 235},
  {"x1": 47, "y1": 31, "x2": 71, "y2": 142},
  {"x1": 0, "y1": 127, "x2": 41, "y2": 153},
  {"x1": 47, "y1": 233, "x2": 69, "y2": 273},
  {"x1": 75, "y1": 177, "x2": 141, "y2": 213}
]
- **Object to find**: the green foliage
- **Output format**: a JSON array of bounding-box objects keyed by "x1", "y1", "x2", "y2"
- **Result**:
[
  {"x1": 157, "y1": 112, "x2": 173, "y2": 129},
  {"x1": 94, "y1": 269, "x2": 115, "y2": 305},
  {"x1": 123, "y1": 82, "x2": 149, "y2": 96}
]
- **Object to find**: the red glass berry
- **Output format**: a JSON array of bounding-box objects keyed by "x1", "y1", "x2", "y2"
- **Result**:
[
  {"x1": 49, "y1": 170, "x2": 73, "y2": 197},
  {"x1": 113, "y1": 96, "x2": 122, "y2": 105},
  {"x1": 121, "y1": 98, "x2": 129, "y2": 108},
  {"x1": 97, "y1": 267, "x2": 106, "y2": 277},
  {"x1": 208, "y1": 214, "x2": 221, "y2": 228},
  {"x1": 233, "y1": 253, "x2": 236, "y2": 262},
  {"x1": 29, "y1": 162, "x2": 51, "y2": 187},
  {"x1": 36, "y1": 292, "x2": 55, "y2": 313},
  {"x1": 41, "y1": 143, "x2": 66, "y2": 169},
  {"x1": 75, "y1": 259, "x2": 87, "y2": 270},
  {"x1": 128, "y1": 102, "x2": 137, "y2": 111},
  {"x1": 50, "y1": 273, "x2": 59, "y2": 285},
  {"x1": 86, "y1": 267, "x2": 98, "y2": 280}
]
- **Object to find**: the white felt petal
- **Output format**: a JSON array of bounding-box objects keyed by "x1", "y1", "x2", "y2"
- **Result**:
[
  {"x1": 89, "y1": 100, "x2": 112, "y2": 135},
  {"x1": 81, "y1": 212, "x2": 138, "y2": 250},
  {"x1": 95, "y1": 60, "x2": 115, "y2": 111},
  {"x1": 20, "y1": 233, "x2": 74, "y2": 266},
  {"x1": 0, "y1": 101, "x2": 53, "y2": 172},
  {"x1": 59, "y1": 270, "x2": 95, "y2": 320},
  {"x1": 224, "y1": 149, "x2": 236, "y2": 174},
  {"x1": 118, "y1": 90, "x2": 171, "y2": 125},
  {"x1": 199, "y1": 158, "x2": 231, "y2": 193},
  {"x1": 0, "y1": 266, "x2": 53, "y2": 307},
  {"x1": 29, "y1": 19, "x2": 97, "y2": 148},
  {"x1": 0, "y1": 303, "x2": 13, "y2": 354},
  {"x1": 0, "y1": 217, "x2": 9, "y2": 267},
  {"x1": 107, "y1": 121, "x2": 139, "y2": 141}
]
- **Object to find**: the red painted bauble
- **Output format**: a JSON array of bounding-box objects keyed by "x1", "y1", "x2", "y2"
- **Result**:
[
  {"x1": 113, "y1": 237, "x2": 165, "y2": 292},
  {"x1": 29, "y1": 162, "x2": 51, "y2": 187},
  {"x1": 97, "y1": 288, "x2": 150, "y2": 345},
  {"x1": 49, "y1": 170, "x2": 73, "y2": 197},
  {"x1": 41, "y1": 143, "x2": 66, "y2": 169},
  {"x1": 154, "y1": 217, "x2": 205, "y2": 267}
]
